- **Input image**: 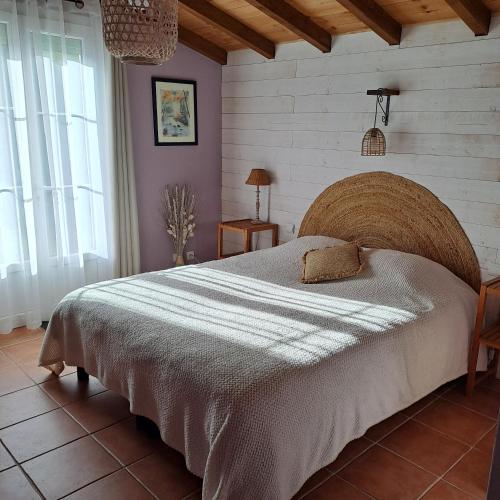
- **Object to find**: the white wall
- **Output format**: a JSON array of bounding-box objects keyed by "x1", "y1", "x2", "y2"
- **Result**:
[{"x1": 221, "y1": 17, "x2": 500, "y2": 281}]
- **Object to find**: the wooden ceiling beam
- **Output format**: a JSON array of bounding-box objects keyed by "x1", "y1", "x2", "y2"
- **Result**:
[
  {"x1": 443, "y1": 0, "x2": 491, "y2": 36},
  {"x1": 244, "y1": 0, "x2": 331, "y2": 53},
  {"x1": 179, "y1": 0, "x2": 275, "y2": 59},
  {"x1": 335, "y1": 0, "x2": 402, "y2": 45},
  {"x1": 178, "y1": 26, "x2": 227, "y2": 65}
]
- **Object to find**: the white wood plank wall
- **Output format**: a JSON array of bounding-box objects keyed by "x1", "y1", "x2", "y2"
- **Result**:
[{"x1": 221, "y1": 17, "x2": 500, "y2": 280}]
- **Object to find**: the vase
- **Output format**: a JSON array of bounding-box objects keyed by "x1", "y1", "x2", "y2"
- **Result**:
[{"x1": 174, "y1": 253, "x2": 185, "y2": 266}]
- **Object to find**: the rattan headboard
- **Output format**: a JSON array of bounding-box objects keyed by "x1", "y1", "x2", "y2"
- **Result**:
[{"x1": 298, "y1": 172, "x2": 481, "y2": 292}]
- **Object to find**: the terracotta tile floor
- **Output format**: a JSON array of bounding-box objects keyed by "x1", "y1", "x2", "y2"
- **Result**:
[{"x1": 0, "y1": 328, "x2": 497, "y2": 500}]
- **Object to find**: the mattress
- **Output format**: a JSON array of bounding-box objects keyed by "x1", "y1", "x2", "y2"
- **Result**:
[{"x1": 39, "y1": 236, "x2": 480, "y2": 499}]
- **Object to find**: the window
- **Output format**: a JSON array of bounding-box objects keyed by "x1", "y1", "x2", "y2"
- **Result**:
[
  {"x1": 0, "y1": 2, "x2": 113, "y2": 264},
  {"x1": 0, "y1": 0, "x2": 114, "y2": 331}
]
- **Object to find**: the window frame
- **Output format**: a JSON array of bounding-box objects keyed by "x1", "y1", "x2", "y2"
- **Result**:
[{"x1": 0, "y1": 8, "x2": 111, "y2": 273}]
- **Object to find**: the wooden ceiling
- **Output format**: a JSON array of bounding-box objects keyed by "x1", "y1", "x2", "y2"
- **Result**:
[{"x1": 177, "y1": 0, "x2": 500, "y2": 64}]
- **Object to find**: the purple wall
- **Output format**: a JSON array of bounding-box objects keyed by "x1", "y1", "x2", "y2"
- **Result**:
[{"x1": 127, "y1": 44, "x2": 221, "y2": 272}]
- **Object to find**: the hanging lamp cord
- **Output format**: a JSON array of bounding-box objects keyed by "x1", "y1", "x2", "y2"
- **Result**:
[{"x1": 373, "y1": 92, "x2": 379, "y2": 128}]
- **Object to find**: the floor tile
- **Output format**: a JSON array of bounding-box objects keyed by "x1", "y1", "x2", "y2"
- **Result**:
[
  {"x1": 2, "y1": 337, "x2": 42, "y2": 363},
  {"x1": 3, "y1": 338, "x2": 56, "y2": 384},
  {"x1": 60, "y1": 364, "x2": 77, "y2": 376},
  {"x1": 0, "y1": 354, "x2": 34, "y2": 396},
  {"x1": 128, "y1": 445, "x2": 201, "y2": 499},
  {"x1": 444, "y1": 448, "x2": 492, "y2": 499},
  {"x1": 479, "y1": 376, "x2": 500, "y2": 394},
  {"x1": 22, "y1": 436, "x2": 120, "y2": 499},
  {"x1": 338, "y1": 445, "x2": 436, "y2": 500},
  {"x1": 0, "y1": 442, "x2": 14, "y2": 472},
  {"x1": 40, "y1": 371, "x2": 106, "y2": 406},
  {"x1": 0, "y1": 351, "x2": 12, "y2": 367},
  {"x1": 433, "y1": 378, "x2": 462, "y2": 396},
  {"x1": 364, "y1": 412, "x2": 408, "y2": 442},
  {"x1": 64, "y1": 391, "x2": 131, "y2": 432},
  {"x1": 0, "y1": 408, "x2": 86, "y2": 462},
  {"x1": 303, "y1": 475, "x2": 371, "y2": 499},
  {"x1": 292, "y1": 467, "x2": 332, "y2": 499},
  {"x1": 94, "y1": 417, "x2": 157, "y2": 466},
  {"x1": 1, "y1": 334, "x2": 496, "y2": 499},
  {"x1": 475, "y1": 427, "x2": 496, "y2": 456},
  {"x1": 0, "y1": 328, "x2": 44, "y2": 349},
  {"x1": 64, "y1": 469, "x2": 154, "y2": 500},
  {"x1": 422, "y1": 480, "x2": 476, "y2": 499},
  {"x1": 0, "y1": 386, "x2": 58, "y2": 429},
  {"x1": 442, "y1": 385, "x2": 500, "y2": 419},
  {"x1": 0, "y1": 466, "x2": 41, "y2": 499},
  {"x1": 182, "y1": 488, "x2": 202, "y2": 500},
  {"x1": 414, "y1": 399, "x2": 494, "y2": 445},
  {"x1": 400, "y1": 394, "x2": 437, "y2": 417},
  {"x1": 327, "y1": 437, "x2": 372, "y2": 473},
  {"x1": 381, "y1": 419, "x2": 468, "y2": 475},
  {"x1": 183, "y1": 490, "x2": 202, "y2": 500}
]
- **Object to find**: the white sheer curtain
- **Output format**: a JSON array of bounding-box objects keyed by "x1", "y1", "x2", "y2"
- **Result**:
[{"x1": 0, "y1": 0, "x2": 115, "y2": 333}]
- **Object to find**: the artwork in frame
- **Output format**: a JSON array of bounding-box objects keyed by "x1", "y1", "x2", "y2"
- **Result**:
[{"x1": 152, "y1": 78, "x2": 198, "y2": 146}]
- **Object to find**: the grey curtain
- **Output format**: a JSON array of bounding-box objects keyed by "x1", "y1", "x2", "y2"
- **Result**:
[{"x1": 111, "y1": 58, "x2": 141, "y2": 277}]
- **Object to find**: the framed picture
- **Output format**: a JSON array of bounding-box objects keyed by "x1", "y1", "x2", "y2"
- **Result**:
[{"x1": 152, "y1": 78, "x2": 198, "y2": 146}]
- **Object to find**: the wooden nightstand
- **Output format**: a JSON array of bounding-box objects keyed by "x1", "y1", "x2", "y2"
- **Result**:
[
  {"x1": 217, "y1": 219, "x2": 279, "y2": 259},
  {"x1": 466, "y1": 276, "x2": 500, "y2": 395}
]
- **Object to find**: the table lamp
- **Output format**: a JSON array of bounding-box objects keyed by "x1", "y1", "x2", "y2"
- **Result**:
[{"x1": 245, "y1": 168, "x2": 271, "y2": 224}]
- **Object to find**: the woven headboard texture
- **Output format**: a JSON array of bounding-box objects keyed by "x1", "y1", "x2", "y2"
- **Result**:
[{"x1": 299, "y1": 172, "x2": 480, "y2": 292}]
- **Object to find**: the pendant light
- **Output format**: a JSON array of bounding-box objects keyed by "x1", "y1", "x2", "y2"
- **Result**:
[
  {"x1": 100, "y1": 0, "x2": 178, "y2": 65},
  {"x1": 361, "y1": 88, "x2": 399, "y2": 156}
]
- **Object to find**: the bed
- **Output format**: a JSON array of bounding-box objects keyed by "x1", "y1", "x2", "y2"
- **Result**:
[{"x1": 39, "y1": 172, "x2": 484, "y2": 500}]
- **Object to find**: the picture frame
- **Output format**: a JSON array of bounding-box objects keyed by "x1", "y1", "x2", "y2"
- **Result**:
[{"x1": 152, "y1": 77, "x2": 198, "y2": 146}]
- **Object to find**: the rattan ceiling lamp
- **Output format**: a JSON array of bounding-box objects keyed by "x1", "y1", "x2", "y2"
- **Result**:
[
  {"x1": 100, "y1": 0, "x2": 178, "y2": 65},
  {"x1": 361, "y1": 88, "x2": 399, "y2": 156}
]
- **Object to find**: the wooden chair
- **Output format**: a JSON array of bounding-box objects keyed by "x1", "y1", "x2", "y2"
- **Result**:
[{"x1": 466, "y1": 276, "x2": 500, "y2": 396}]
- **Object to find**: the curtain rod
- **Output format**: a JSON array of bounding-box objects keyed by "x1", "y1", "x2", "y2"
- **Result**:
[{"x1": 63, "y1": 0, "x2": 85, "y2": 9}]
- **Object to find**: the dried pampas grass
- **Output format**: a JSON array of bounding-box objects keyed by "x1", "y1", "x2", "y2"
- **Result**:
[{"x1": 160, "y1": 184, "x2": 196, "y2": 265}]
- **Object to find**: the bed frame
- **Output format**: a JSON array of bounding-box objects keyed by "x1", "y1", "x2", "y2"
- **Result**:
[
  {"x1": 76, "y1": 367, "x2": 89, "y2": 381},
  {"x1": 299, "y1": 171, "x2": 481, "y2": 292}
]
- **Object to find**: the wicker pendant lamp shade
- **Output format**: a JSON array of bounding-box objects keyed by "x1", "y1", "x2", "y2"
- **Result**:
[
  {"x1": 100, "y1": 0, "x2": 178, "y2": 65},
  {"x1": 362, "y1": 128, "x2": 386, "y2": 156},
  {"x1": 361, "y1": 88, "x2": 399, "y2": 156}
]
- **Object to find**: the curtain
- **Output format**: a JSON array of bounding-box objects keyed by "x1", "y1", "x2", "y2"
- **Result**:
[
  {"x1": 0, "y1": 0, "x2": 115, "y2": 333},
  {"x1": 111, "y1": 57, "x2": 140, "y2": 278}
]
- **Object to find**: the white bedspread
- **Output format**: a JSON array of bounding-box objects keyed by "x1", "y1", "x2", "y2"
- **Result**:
[{"x1": 39, "y1": 236, "x2": 480, "y2": 499}]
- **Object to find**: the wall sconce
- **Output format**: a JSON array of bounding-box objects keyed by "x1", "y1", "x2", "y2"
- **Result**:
[{"x1": 361, "y1": 88, "x2": 399, "y2": 156}]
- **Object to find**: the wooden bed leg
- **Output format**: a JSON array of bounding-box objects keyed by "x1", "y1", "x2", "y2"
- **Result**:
[
  {"x1": 76, "y1": 367, "x2": 89, "y2": 382},
  {"x1": 492, "y1": 350, "x2": 500, "y2": 373},
  {"x1": 466, "y1": 283, "x2": 489, "y2": 396},
  {"x1": 136, "y1": 415, "x2": 160, "y2": 439}
]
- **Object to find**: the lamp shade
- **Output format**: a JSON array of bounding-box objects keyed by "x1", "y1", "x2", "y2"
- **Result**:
[
  {"x1": 100, "y1": 0, "x2": 178, "y2": 65},
  {"x1": 361, "y1": 128, "x2": 386, "y2": 156},
  {"x1": 245, "y1": 169, "x2": 271, "y2": 186}
]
